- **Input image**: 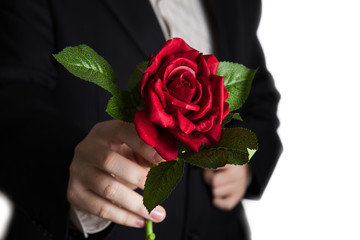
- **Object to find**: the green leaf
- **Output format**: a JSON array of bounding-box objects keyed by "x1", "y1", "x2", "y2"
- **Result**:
[
  {"x1": 221, "y1": 112, "x2": 243, "y2": 127},
  {"x1": 106, "y1": 92, "x2": 137, "y2": 122},
  {"x1": 217, "y1": 62, "x2": 257, "y2": 112},
  {"x1": 53, "y1": 44, "x2": 118, "y2": 95},
  {"x1": 143, "y1": 159, "x2": 185, "y2": 213},
  {"x1": 232, "y1": 113, "x2": 243, "y2": 121},
  {"x1": 128, "y1": 61, "x2": 148, "y2": 107},
  {"x1": 179, "y1": 128, "x2": 258, "y2": 169}
]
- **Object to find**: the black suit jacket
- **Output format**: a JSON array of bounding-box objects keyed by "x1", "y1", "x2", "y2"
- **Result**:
[{"x1": 0, "y1": 0, "x2": 282, "y2": 239}]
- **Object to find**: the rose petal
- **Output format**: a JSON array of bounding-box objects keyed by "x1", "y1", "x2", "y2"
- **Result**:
[
  {"x1": 187, "y1": 77, "x2": 212, "y2": 120},
  {"x1": 134, "y1": 110, "x2": 160, "y2": 147},
  {"x1": 173, "y1": 49, "x2": 199, "y2": 61},
  {"x1": 195, "y1": 118, "x2": 214, "y2": 133},
  {"x1": 224, "y1": 85, "x2": 229, "y2": 101},
  {"x1": 190, "y1": 79, "x2": 203, "y2": 105},
  {"x1": 140, "y1": 72, "x2": 151, "y2": 102},
  {"x1": 155, "y1": 49, "x2": 199, "y2": 82},
  {"x1": 194, "y1": 107, "x2": 219, "y2": 133},
  {"x1": 135, "y1": 110, "x2": 178, "y2": 161},
  {"x1": 148, "y1": 82, "x2": 175, "y2": 128},
  {"x1": 203, "y1": 54, "x2": 219, "y2": 75},
  {"x1": 166, "y1": 71, "x2": 196, "y2": 103},
  {"x1": 222, "y1": 102, "x2": 230, "y2": 120},
  {"x1": 154, "y1": 38, "x2": 195, "y2": 62},
  {"x1": 164, "y1": 58, "x2": 198, "y2": 80},
  {"x1": 171, "y1": 130, "x2": 203, "y2": 152},
  {"x1": 210, "y1": 75, "x2": 226, "y2": 125},
  {"x1": 176, "y1": 110, "x2": 196, "y2": 134},
  {"x1": 197, "y1": 54, "x2": 210, "y2": 79},
  {"x1": 154, "y1": 54, "x2": 176, "y2": 81},
  {"x1": 167, "y1": 65, "x2": 196, "y2": 83},
  {"x1": 154, "y1": 128, "x2": 179, "y2": 161},
  {"x1": 145, "y1": 55, "x2": 159, "y2": 77},
  {"x1": 164, "y1": 92, "x2": 200, "y2": 111},
  {"x1": 154, "y1": 78, "x2": 166, "y2": 109},
  {"x1": 202, "y1": 125, "x2": 222, "y2": 146},
  {"x1": 168, "y1": 87, "x2": 195, "y2": 104}
]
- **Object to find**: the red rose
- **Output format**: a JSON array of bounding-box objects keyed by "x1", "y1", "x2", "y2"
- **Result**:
[{"x1": 134, "y1": 38, "x2": 229, "y2": 160}]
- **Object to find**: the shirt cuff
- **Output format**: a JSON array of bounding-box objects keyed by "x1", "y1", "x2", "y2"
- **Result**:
[{"x1": 70, "y1": 206, "x2": 112, "y2": 238}]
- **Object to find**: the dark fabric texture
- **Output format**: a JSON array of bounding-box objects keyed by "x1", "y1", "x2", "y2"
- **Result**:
[{"x1": 0, "y1": 0, "x2": 282, "y2": 239}]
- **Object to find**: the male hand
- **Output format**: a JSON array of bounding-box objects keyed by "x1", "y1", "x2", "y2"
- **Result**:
[
  {"x1": 203, "y1": 164, "x2": 251, "y2": 210},
  {"x1": 67, "y1": 120, "x2": 166, "y2": 228}
]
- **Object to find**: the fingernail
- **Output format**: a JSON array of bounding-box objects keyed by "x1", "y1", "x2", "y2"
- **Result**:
[
  {"x1": 150, "y1": 207, "x2": 165, "y2": 221},
  {"x1": 136, "y1": 218, "x2": 145, "y2": 227},
  {"x1": 152, "y1": 151, "x2": 163, "y2": 164}
]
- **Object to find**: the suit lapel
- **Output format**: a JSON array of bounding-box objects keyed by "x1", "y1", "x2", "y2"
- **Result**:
[{"x1": 101, "y1": 0, "x2": 166, "y2": 58}]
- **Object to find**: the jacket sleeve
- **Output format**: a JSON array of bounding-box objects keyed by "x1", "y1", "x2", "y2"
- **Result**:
[
  {"x1": 0, "y1": 1, "x2": 85, "y2": 239},
  {"x1": 226, "y1": 0, "x2": 283, "y2": 199}
]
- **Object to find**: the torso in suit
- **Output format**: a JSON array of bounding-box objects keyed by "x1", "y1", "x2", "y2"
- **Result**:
[{"x1": 0, "y1": 0, "x2": 282, "y2": 239}]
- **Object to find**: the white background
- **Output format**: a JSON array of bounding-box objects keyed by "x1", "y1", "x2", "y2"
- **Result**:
[
  {"x1": 1, "y1": 0, "x2": 360, "y2": 239},
  {"x1": 0, "y1": 193, "x2": 11, "y2": 239},
  {"x1": 244, "y1": 0, "x2": 360, "y2": 239}
]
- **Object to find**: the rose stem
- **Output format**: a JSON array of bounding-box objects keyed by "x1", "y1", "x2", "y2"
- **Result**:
[{"x1": 146, "y1": 219, "x2": 156, "y2": 240}]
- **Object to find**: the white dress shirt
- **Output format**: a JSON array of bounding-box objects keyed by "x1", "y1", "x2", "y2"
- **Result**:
[{"x1": 149, "y1": 0, "x2": 213, "y2": 54}]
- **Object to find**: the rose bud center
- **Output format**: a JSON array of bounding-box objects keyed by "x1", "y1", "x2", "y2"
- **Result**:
[{"x1": 166, "y1": 66, "x2": 197, "y2": 104}]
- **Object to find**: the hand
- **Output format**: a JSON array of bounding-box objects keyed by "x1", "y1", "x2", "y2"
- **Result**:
[
  {"x1": 203, "y1": 164, "x2": 251, "y2": 211},
  {"x1": 67, "y1": 120, "x2": 166, "y2": 228}
]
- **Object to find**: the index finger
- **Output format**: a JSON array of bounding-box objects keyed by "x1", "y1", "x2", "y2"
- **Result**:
[{"x1": 93, "y1": 120, "x2": 164, "y2": 164}]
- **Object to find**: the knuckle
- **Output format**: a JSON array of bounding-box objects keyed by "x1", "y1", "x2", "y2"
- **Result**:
[
  {"x1": 223, "y1": 199, "x2": 235, "y2": 211},
  {"x1": 136, "y1": 172, "x2": 147, "y2": 188},
  {"x1": 213, "y1": 199, "x2": 221, "y2": 208},
  {"x1": 69, "y1": 159, "x2": 83, "y2": 175},
  {"x1": 225, "y1": 202, "x2": 234, "y2": 211},
  {"x1": 97, "y1": 206, "x2": 110, "y2": 219},
  {"x1": 113, "y1": 121, "x2": 131, "y2": 139},
  {"x1": 114, "y1": 120, "x2": 126, "y2": 130},
  {"x1": 122, "y1": 212, "x2": 133, "y2": 226},
  {"x1": 66, "y1": 188, "x2": 77, "y2": 203},
  {"x1": 92, "y1": 122, "x2": 105, "y2": 132},
  {"x1": 212, "y1": 187, "x2": 221, "y2": 197},
  {"x1": 203, "y1": 171, "x2": 212, "y2": 184},
  {"x1": 135, "y1": 203, "x2": 148, "y2": 218},
  {"x1": 137, "y1": 138, "x2": 146, "y2": 149},
  {"x1": 73, "y1": 142, "x2": 86, "y2": 161},
  {"x1": 213, "y1": 197, "x2": 235, "y2": 211},
  {"x1": 102, "y1": 151, "x2": 118, "y2": 170},
  {"x1": 69, "y1": 162, "x2": 77, "y2": 174},
  {"x1": 103, "y1": 182, "x2": 119, "y2": 200},
  {"x1": 74, "y1": 142, "x2": 83, "y2": 154},
  {"x1": 135, "y1": 138, "x2": 150, "y2": 155},
  {"x1": 211, "y1": 175, "x2": 219, "y2": 187}
]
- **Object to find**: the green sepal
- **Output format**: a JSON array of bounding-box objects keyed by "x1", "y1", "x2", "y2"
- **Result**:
[
  {"x1": 53, "y1": 44, "x2": 118, "y2": 95},
  {"x1": 143, "y1": 159, "x2": 185, "y2": 213},
  {"x1": 179, "y1": 128, "x2": 258, "y2": 169},
  {"x1": 128, "y1": 61, "x2": 148, "y2": 107},
  {"x1": 217, "y1": 62, "x2": 257, "y2": 112}
]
